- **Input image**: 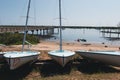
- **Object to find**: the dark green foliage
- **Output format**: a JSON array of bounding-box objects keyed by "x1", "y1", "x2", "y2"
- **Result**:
[{"x1": 0, "y1": 33, "x2": 39, "y2": 45}]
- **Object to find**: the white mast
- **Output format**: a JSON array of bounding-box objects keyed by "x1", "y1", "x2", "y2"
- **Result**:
[
  {"x1": 22, "y1": 0, "x2": 31, "y2": 51},
  {"x1": 59, "y1": 0, "x2": 63, "y2": 52}
]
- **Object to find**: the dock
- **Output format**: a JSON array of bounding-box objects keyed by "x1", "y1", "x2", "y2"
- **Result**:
[
  {"x1": 100, "y1": 28, "x2": 120, "y2": 40},
  {"x1": 0, "y1": 25, "x2": 54, "y2": 36}
]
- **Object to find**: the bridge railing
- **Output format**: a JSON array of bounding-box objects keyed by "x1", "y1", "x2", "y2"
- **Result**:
[{"x1": 0, "y1": 25, "x2": 54, "y2": 33}]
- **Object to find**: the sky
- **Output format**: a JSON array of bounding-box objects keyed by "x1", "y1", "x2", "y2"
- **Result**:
[{"x1": 0, "y1": 0, "x2": 120, "y2": 26}]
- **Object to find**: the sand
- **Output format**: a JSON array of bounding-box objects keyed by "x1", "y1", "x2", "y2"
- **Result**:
[
  {"x1": 0, "y1": 40, "x2": 120, "y2": 60},
  {"x1": 1, "y1": 40, "x2": 120, "y2": 52},
  {"x1": 1, "y1": 40, "x2": 119, "y2": 60}
]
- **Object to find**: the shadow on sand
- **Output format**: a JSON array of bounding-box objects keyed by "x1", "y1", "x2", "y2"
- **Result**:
[
  {"x1": 0, "y1": 63, "x2": 33, "y2": 80},
  {"x1": 0, "y1": 59, "x2": 120, "y2": 80},
  {"x1": 34, "y1": 60, "x2": 72, "y2": 77},
  {"x1": 34, "y1": 59, "x2": 120, "y2": 77},
  {"x1": 77, "y1": 61, "x2": 120, "y2": 74}
]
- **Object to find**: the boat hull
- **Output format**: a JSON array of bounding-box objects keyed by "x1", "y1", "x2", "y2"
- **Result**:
[
  {"x1": 49, "y1": 55, "x2": 73, "y2": 67},
  {"x1": 48, "y1": 50, "x2": 75, "y2": 67},
  {"x1": 6, "y1": 55, "x2": 38, "y2": 70},
  {"x1": 4, "y1": 51, "x2": 40, "y2": 70},
  {"x1": 76, "y1": 50, "x2": 120, "y2": 66}
]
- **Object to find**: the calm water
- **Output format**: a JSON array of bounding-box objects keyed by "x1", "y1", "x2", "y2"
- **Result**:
[
  {"x1": 50, "y1": 28, "x2": 120, "y2": 46},
  {"x1": 28, "y1": 28, "x2": 120, "y2": 46}
]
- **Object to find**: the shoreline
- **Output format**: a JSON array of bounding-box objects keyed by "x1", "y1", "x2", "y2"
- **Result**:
[{"x1": 1, "y1": 40, "x2": 120, "y2": 52}]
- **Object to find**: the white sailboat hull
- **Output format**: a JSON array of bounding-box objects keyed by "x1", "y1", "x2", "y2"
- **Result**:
[
  {"x1": 49, "y1": 54, "x2": 74, "y2": 67},
  {"x1": 4, "y1": 51, "x2": 40, "y2": 70},
  {"x1": 48, "y1": 50, "x2": 75, "y2": 67},
  {"x1": 76, "y1": 50, "x2": 120, "y2": 66}
]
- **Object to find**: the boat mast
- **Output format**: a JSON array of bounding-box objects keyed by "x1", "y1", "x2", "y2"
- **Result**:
[
  {"x1": 22, "y1": 0, "x2": 31, "y2": 51},
  {"x1": 59, "y1": 0, "x2": 62, "y2": 52}
]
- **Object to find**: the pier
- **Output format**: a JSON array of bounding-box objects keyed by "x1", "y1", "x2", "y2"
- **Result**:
[
  {"x1": 0, "y1": 25, "x2": 54, "y2": 36},
  {"x1": 100, "y1": 28, "x2": 120, "y2": 40},
  {"x1": 1, "y1": 25, "x2": 120, "y2": 38}
]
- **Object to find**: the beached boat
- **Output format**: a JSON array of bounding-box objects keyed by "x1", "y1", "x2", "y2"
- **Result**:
[
  {"x1": 76, "y1": 50, "x2": 120, "y2": 66},
  {"x1": 3, "y1": 0, "x2": 40, "y2": 70},
  {"x1": 48, "y1": 0, "x2": 75, "y2": 67},
  {"x1": 4, "y1": 51, "x2": 40, "y2": 70},
  {"x1": 48, "y1": 50, "x2": 75, "y2": 67}
]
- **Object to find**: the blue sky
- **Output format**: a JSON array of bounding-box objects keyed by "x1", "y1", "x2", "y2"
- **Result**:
[{"x1": 0, "y1": 0, "x2": 120, "y2": 26}]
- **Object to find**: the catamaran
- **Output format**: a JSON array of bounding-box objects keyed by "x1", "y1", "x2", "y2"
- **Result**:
[
  {"x1": 48, "y1": 0, "x2": 75, "y2": 67},
  {"x1": 76, "y1": 50, "x2": 120, "y2": 66},
  {"x1": 3, "y1": 0, "x2": 40, "y2": 70}
]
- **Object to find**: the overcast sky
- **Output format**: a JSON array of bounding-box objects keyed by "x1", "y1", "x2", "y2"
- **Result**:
[{"x1": 0, "y1": 0, "x2": 120, "y2": 26}]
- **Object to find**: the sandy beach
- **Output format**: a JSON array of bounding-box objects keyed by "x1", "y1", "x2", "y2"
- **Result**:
[
  {"x1": 1, "y1": 40, "x2": 120, "y2": 52},
  {"x1": 1, "y1": 40, "x2": 119, "y2": 60}
]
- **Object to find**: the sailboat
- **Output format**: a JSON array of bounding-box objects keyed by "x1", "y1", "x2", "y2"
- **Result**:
[
  {"x1": 3, "y1": 0, "x2": 40, "y2": 70},
  {"x1": 76, "y1": 50, "x2": 120, "y2": 67},
  {"x1": 48, "y1": 0, "x2": 75, "y2": 67}
]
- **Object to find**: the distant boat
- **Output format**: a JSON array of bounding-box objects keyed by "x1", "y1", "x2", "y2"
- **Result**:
[
  {"x1": 76, "y1": 50, "x2": 120, "y2": 66},
  {"x1": 3, "y1": 0, "x2": 40, "y2": 70},
  {"x1": 48, "y1": 0, "x2": 75, "y2": 67}
]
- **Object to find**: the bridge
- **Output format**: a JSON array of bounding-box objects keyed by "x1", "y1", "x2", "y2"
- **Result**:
[
  {"x1": 0, "y1": 25, "x2": 119, "y2": 34},
  {"x1": 0, "y1": 25, "x2": 54, "y2": 32},
  {"x1": 0, "y1": 25, "x2": 55, "y2": 36}
]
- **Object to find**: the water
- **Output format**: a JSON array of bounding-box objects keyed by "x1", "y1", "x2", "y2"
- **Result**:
[
  {"x1": 50, "y1": 28, "x2": 120, "y2": 46},
  {"x1": 27, "y1": 28, "x2": 120, "y2": 46}
]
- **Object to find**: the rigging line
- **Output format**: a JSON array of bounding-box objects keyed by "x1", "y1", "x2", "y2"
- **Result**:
[{"x1": 17, "y1": 0, "x2": 28, "y2": 25}]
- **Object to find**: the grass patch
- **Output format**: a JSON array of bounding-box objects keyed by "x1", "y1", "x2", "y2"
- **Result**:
[{"x1": 0, "y1": 33, "x2": 39, "y2": 45}]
